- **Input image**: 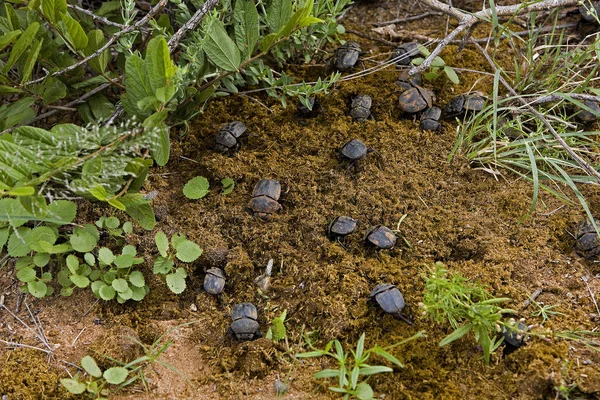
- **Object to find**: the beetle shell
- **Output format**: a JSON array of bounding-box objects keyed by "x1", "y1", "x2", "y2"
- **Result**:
[
  {"x1": 445, "y1": 93, "x2": 486, "y2": 116},
  {"x1": 232, "y1": 302, "x2": 258, "y2": 321},
  {"x1": 333, "y1": 42, "x2": 361, "y2": 72},
  {"x1": 502, "y1": 320, "x2": 528, "y2": 348},
  {"x1": 252, "y1": 179, "x2": 281, "y2": 201},
  {"x1": 328, "y1": 216, "x2": 358, "y2": 239},
  {"x1": 420, "y1": 106, "x2": 442, "y2": 131},
  {"x1": 396, "y1": 69, "x2": 422, "y2": 91},
  {"x1": 576, "y1": 100, "x2": 600, "y2": 122},
  {"x1": 340, "y1": 139, "x2": 368, "y2": 162},
  {"x1": 369, "y1": 283, "x2": 405, "y2": 314},
  {"x1": 248, "y1": 196, "x2": 282, "y2": 219},
  {"x1": 230, "y1": 318, "x2": 260, "y2": 341},
  {"x1": 297, "y1": 97, "x2": 321, "y2": 118},
  {"x1": 215, "y1": 121, "x2": 247, "y2": 153},
  {"x1": 579, "y1": 2, "x2": 600, "y2": 22},
  {"x1": 366, "y1": 225, "x2": 397, "y2": 250},
  {"x1": 398, "y1": 86, "x2": 434, "y2": 114},
  {"x1": 204, "y1": 267, "x2": 225, "y2": 295},
  {"x1": 391, "y1": 42, "x2": 419, "y2": 66},
  {"x1": 350, "y1": 95, "x2": 372, "y2": 121},
  {"x1": 575, "y1": 219, "x2": 600, "y2": 259},
  {"x1": 463, "y1": 94, "x2": 486, "y2": 111}
]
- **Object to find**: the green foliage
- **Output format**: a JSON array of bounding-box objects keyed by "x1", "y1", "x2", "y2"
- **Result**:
[
  {"x1": 153, "y1": 231, "x2": 202, "y2": 294},
  {"x1": 412, "y1": 45, "x2": 460, "y2": 84},
  {"x1": 183, "y1": 176, "x2": 210, "y2": 199},
  {"x1": 221, "y1": 177, "x2": 235, "y2": 195},
  {"x1": 529, "y1": 298, "x2": 564, "y2": 324},
  {"x1": 266, "y1": 310, "x2": 287, "y2": 342},
  {"x1": 296, "y1": 332, "x2": 424, "y2": 399},
  {"x1": 421, "y1": 263, "x2": 515, "y2": 364}
]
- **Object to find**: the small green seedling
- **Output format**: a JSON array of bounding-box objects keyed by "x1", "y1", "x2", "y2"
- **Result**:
[
  {"x1": 529, "y1": 298, "x2": 564, "y2": 324},
  {"x1": 183, "y1": 176, "x2": 210, "y2": 199},
  {"x1": 296, "y1": 332, "x2": 424, "y2": 400},
  {"x1": 412, "y1": 45, "x2": 460, "y2": 84},
  {"x1": 221, "y1": 177, "x2": 235, "y2": 195},
  {"x1": 153, "y1": 231, "x2": 202, "y2": 294},
  {"x1": 266, "y1": 310, "x2": 287, "y2": 342}
]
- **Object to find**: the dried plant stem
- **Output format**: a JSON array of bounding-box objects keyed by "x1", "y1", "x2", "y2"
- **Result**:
[
  {"x1": 168, "y1": 0, "x2": 220, "y2": 51},
  {"x1": 67, "y1": 4, "x2": 127, "y2": 29}
]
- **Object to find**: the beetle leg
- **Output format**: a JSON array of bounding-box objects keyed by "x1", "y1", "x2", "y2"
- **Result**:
[{"x1": 336, "y1": 237, "x2": 348, "y2": 251}]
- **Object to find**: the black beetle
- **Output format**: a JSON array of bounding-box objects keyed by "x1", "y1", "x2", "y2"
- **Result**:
[
  {"x1": 248, "y1": 179, "x2": 282, "y2": 220},
  {"x1": 398, "y1": 86, "x2": 435, "y2": 114},
  {"x1": 350, "y1": 94, "x2": 372, "y2": 121},
  {"x1": 575, "y1": 100, "x2": 600, "y2": 123},
  {"x1": 215, "y1": 121, "x2": 247, "y2": 153},
  {"x1": 328, "y1": 216, "x2": 358, "y2": 240},
  {"x1": 396, "y1": 69, "x2": 422, "y2": 91},
  {"x1": 331, "y1": 42, "x2": 362, "y2": 72},
  {"x1": 365, "y1": 225, "x2": 397, "y2": 250},
  {"x1": 391, "y1": 42, "x2": 419, "y2": 67},
  {"x1": 502, "y1": 319, "x2": 528, "y2": 348},
  {"x1": 297, "y1": 97, "x2": 321, "y2": 118},
  {"x1": 204, "y1": 267, "x2": 225, "y2": 295},
  {"x1": 420, "y1": 106, "x2": 442, "y2": 131},
  {"x1": 575, "y1": 218, "x2": 600, "y2": 259},
  {"x1": 369, "y1": 283, "x2": 412, "y2": 324},
  {"x1": 229, "y1": 302, "x2": 261, "y2": 341},
  {"x1": 444, "y1": 92, "x2": 486, "y2": 118},
  {"x1": 339, "y1": 138, "x2": 373, "y2": 167},
  {"x1": 579, "y1": 1, "x2": 600, "y2": 22}
]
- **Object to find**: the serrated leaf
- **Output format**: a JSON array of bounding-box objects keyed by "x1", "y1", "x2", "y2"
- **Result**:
[
  {"x1": 121, "y1": 193, "x2": 155, "y2": 230},
  {"x1": 114, "y1": 254, "x2": 134, "y2": 268},
  {"x1": 85, "y1": 30, "x2": 108, "y2": 74},
  {"x1": 122, "y1": 53, "x2": 152, "y2": 116},
  {"x1": 175, "y1": 240, "x2": 202, "y2": 263},
  {"x1": 204, "y1": 19, "x2": 241, "y2": 72},
  {"x1": 145, "y1": 35, "x2": 176, "y2": 95},
  {"x1": 81, "y1": 355, "x2": 102, "y2": 378},
  {"x1": 60, "y1": 378, "x2": 86, "y2": 394},
  {"x1": 41, "y1": 0, "x2": 66, "y2": 24},
  {"x1": 27, "y1": 226, "x2": 56, "y2": 252},
  {"x1": 355, "y1": 382, "x2": 374, "y2": 400},
  {"x1": 99, "y1": 284, "x2": 116, "y2": 300},
  {"x1": 128, "y1": 271, "x2": 145, "y2": 287},
  {"x1": 33, "y1": 252, "x2": 49, "y2": 267},
  {"x1": 16, "y1": 267, "x2": 36, "y2": 282},
  {"x1": 0, "y1": 227, "x2": 8, "y2": 251},
  {"x1": 103, "y1": 367, "x2": 128, "y2": 384},
  {"x1": 3, "y1": 22, "x2": 39, "y2": 73},
  {"x1": 153, "y1": 255, "x2": 173, "y2": 274},
  {"x1": 130, "y1": 285, "x2": 147, "y2": 301},
  {"x1": 221, "y1": 177, "x2": 235, "y2": 195},
  {"x1": 28, "y1": 280, "x2": 48, "y2": 298},
  {"x1": 123, "y1": 221, "x2": 133, "y2": 234},
  {"x1": 166, "y1": 272, "x2": 186, "y2": 294},
  {"x1": 98, "y1": 247, "x2": 115, "y2": 265},
  {"x1": 112, "y1": 278, "x2": 128, "y2": 292},
  {"x1": 155, "y1": 231, "x2": 168, "y2": 257},
  {"x1": 183, "y1": 176, "x2": 209, "y2": 199},
  {"x1": 266, "y1": 0, "x2": 291, "y2": 32},
  {"x1": 70, "y1": 274, "x2": 90, "y2": 288},
  {"x1": 47, "y1": 200, "x2": 77, "y2": 224},
  {"x1": 84, "y1": 252, "x2": 95, "y2": 266},
  {"x1": 8, "y1": 227, "x2": 31, "y2": 256},
  {"x1": 70, "y1": 227, "x2": 98, "y2": 252},
  {"x1": 234, "y1": 0, "x2": 259, "y2": 58},
  {"x1": 66, "y1": 254, "x2": 79, "y2": 274},
  {"x1": 60, "y1": 12, "x2": 88, "y2": 50},
  {"x1": 142, "y1": 111, "x2": 170, "y2": 166}
]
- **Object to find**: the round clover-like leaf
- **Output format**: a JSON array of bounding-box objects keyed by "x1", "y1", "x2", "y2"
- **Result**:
[
  {"x1": 105, "y1": 216, "x2": 120, "y2": 229},
  {"x1": 84, "y1": 252, "x2": 96, "y2": 266},
  {"x1": 121, "y1": 244, "x2": 136, "y2": 256},
  {"x1": 70, "y1": 274, "x2": 90, "y2": 288},
  {"x1": 28, "y1": 281, "x2": 48, "y2": 298},
  {"x1": 183, "y1": 176, "x2": 209, "y2": 199},
  {"x1": 153, "y1": 256, "x2": 173, "y2": 274},
  {"x1": 33, "y1": 253, "x2": 50, "y2": 267},
  {"x1": 166, "y1": 272, "x2": 186, "y2": 294},
  {"x1": 123, "y1": 221, "x2": 133, "y2": 234},
  {"x1": 99, "y1": 284, "x2": 116, "y2": 300},
  {"x1": 118, "y1": 286, "x2": 133, "y2": 300},
  {"x1": 128, "y1": 271, "x2": 145, "y2": 287},
  {"x1": 60, "y1": 378, "x2": 86, "y2": 394},
  {"x1": 103, "y1": 366, "x2": 128, "y2": 384},
  {"x1": 174, "y1": 240, "x2": 202, "y2": 263},
  {"x1": 81, "y1": 355, "x2": 102, "y2": 378},
  {"x1": 28, "y1": 226, "x2": 57, "y2": 252},
  {"x1": 60, "y1": 287, "x2": 73, "y2": 296},
  {"x1": 66, "y1": 254, "x2": 79, "y2": 274},
  {"x1": 112, "y1": 278, "x2": 128, "y2": 292},
  {"x1": 70, "y1": 228, "x2": 98, "y2": 253},
  {"x1": 130, "y1": 285, "x2": 147, "y2": 301},
  {"x1": 98, "y1": 247, "x2": 115, "y2": 265},
  {"x1": 16, "y1": 267, "x2": 37, "y2": 283},
  {"x1": 114, "y1": 254, "x2": 134, "y2": 269},
  {"x1": 154, "y1": 231, "x2": 169, "y2": 257}
]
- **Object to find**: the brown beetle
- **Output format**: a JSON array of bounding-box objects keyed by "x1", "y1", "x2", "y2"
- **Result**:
[
  {"x1": 398, "y1": 86, "x2": 434, "y2": 114},
  {"x1": 248, "y1": 179, "x2": 282, "y2": 220},
  {"x1": 365, "y1": 225, "x2": 397, "y2": 250}
]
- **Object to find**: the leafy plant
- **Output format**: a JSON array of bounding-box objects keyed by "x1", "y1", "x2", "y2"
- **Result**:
[
  {"x1": 529, "y1": 298, "x2": 564, "y2": 324},
  {"x1": 412, "y1": 45, "x2": 459, "y2": 84},
  {"x1": 153, "y1": 231, "x2": 202, "y2": 294},
  {"x1": 221, "y1": 178, "x2": 235, "y2": 195},
  {"x1": 266, "y1": 310, "x2": 288, "y2": 342},
  {"x1": 183, "y1": 176, "x2": 210, "y2": 199},
  {"x1": 421, "y1": 262, "x2": 515, "y2": 364},
  {"x1": 296, "y1": 332, "x2": 424, "y2": 399}
]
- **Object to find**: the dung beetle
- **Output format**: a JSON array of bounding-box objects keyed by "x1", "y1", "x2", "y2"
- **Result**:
[
  {"x1": 575, "y1": 218, "x2": 600, "y2": 259},
  {"x1": 214, "y1": 121, "x2": 247, "y2": 153},
  {"x1": 365, "y1": 225, "x2": 397, "y2": 250},
  {"x1": 368, "y1": 283, "x2": 412, "y2": 324},
  {"x1": 350, "y1": 94, "x2": 372, "y2": 121},
  {"x1": 339, "y1": 138, "x2": 376, "y2": 168},
  {"x1": 248, "y1": 179, "x2": 282, "y2": 220},
  {"x1": 203, "y1": 267, "x2": 225, "y2": 295},
  {"x1": 396, "y1": 69, "x2": 422, "y2": 91},
  {"x1": 579, "y1": 1, "x2": 600, "y2": 22},
  {"x1": 398, "y1": 86, "x2": 435, "y2": 114},
  {"x1": 444, "y1": 92, "x2": 486, "y2": 117},
  {"x1": 297, "y1": 97, "x2": 321, "y2": 118},
  {"x1": 420, "y1": 106, "x2": 442, "y2": 131},
  {"x1": 328, "y1": 216, "x2": 358, "y2": 240},
  {"x1": 331, "y1": 42, "x2": 362, "y2": 72},
  {"x1": 502, "y1": 319, "x2": 528, "y2": 349},
  {"x1": 575, "y1": 100, "x2": 600, "y2": 123},
  {"x1": 391, "y1": 42, "x2": 419, "y2": 66},
  {"x1": 229, "y1": 302, "x2": 261, "y2": 341}
]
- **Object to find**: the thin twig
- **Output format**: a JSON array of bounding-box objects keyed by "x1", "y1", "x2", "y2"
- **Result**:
[
  {"x1": 410, "y1": 0, "x2": 581, "y2": 75},
  {"x1": 529, "y1": 93, "x2": 600, "y2": 106},
  {"x1": 472, "y1": 41, "x2": 600, "y2": 183},
  {"x1": 0, "y1": 304, "x2": 52, "y2": 351},
  {"x1": 25, "y1": 0, "x2": 167, "y2": 86},
  {"x1": 168, "y1": 0, "x2": 220, "y2": 51},
  {"x1": 582, "y1": 277, "x2": 600, "y2": 317},
  {"x1": 522, "y1": 288, "x2": 543, "y2": 309},
  {"x1": 67, "y1": 4, "x2": 127, "y2": 28},
  {"x1": 372, "y1": 11, "x2": 443, "y2": 26}
]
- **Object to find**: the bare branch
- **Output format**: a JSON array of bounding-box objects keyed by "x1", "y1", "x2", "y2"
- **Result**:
[
  {"x1": 25, "y1": 0, "x2": 167, "y2": 87},
  {"x1": 372, "y1": 11, "x2": 443, "y2": 27},
  {"x1": 168, "y1": 0, "x2": 220, "y2": 51},
  {"x1": 67, "y1": 4, "x2": 127, "y2": 29}
]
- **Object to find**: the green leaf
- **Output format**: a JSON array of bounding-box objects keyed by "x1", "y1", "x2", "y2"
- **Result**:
[
  {"x1": 20, "y1": 38, "x2": 43, "y2": 84},
  {"x1": 130, "y1": 285, "x2": 147, "y2": 301},
  {"x1": 271, "y1": 313, "x2": 286, "y2": 342},
  {"x1": 33, "y1": 252, "x2": 50, "y2": 267},
  {"x1": 122, "y1": 221, "x2": 133, "y2": 234},
  {"x1": 166, "y1": 272, "x2": 186, "y2": 294},
  {"x1": 142, "y1": 111, "x2": 170, "y2": 166},
  {"x1": 259, "y1": 32, "x2": 278, "y2": 53},
  {"x1": 103, "y1": 367, "x2": 128, "y2": 384},
  {"x1": 112, "y1": 278, "x2": 128, "y2": 292},
  {"x1": 221, "y1": 177, "x2": 235, "y2": 195},
  {"x1": 7, "y1": 186, "x2": 35, "y2": 196},
  {"x1": 27, "y1": 226, "x2": 57, "y2": 252},
  {"x1": 16, "y1": 267, "x2": 36, "y2": 282},
  {"x1": 66, "y1": 254, "x2": 79, "y2": 274},
  {"x1": 60, "y1": 378, "x2": 86, "y2": 394},
  {"x1": 266, "y1": 0, "x2": 292, "y2": 32},
  {"x1": 145, "y1": 36, "x2": 176, "y2": 95},
  {"x1": 60, "y1": 287, "x2": 73, "y2": 296},
  {"x1": 128, "y1": 271, "x2": 145, "y2": 287},
  {"x1": 70, "y1": 227, "x2": 98, "y2": 252},
  {"x1": 114, "y1": 254, "x2": 134, "y2": 268},
  {"x1": 81, "y1": 355, "x2": 102, "y2": 378},
  {"x1": 204, "y1": 19, "x2": 241, "y2": 72},
  {"x1": 85, "y1": 30, "x2": 109, "y2": 74},
  {"x1": 0, "y1": 30, "x2": 21, "y2": 52},
  {"x1": 60, "y1": 12, "x2": 88, "y2": 50},
  {"x1": 358, "y1": 366, "x2": 393, "y2": 375},
  {"x1": 174, "y1": 240, "x2": 202, "y2": 263},
  {"x1": 99, "y1": 284, "x2": 116, "y2": 300},
  {"x1": 108, "y1": 198, "x2": 126, "y2": 210},
  {"x1": 234, "y1": 0, "x2": 259, "y2": 58},
  {"x1": 3, "y1": 22, "x2": 39, "y2": 73},
  {"x1": 0, "y1": 227, "x2": 8, "y2": 251},
  {"x1": 28, "y1": 280, "x2": 48, "y2": 298},
  {"x1": 314, "y1": 369, "x2": 340, "y2": 379},
  {"x1": 355, "y1": 382, "x2": 374, "y2": 400},
  {"x1": 70, "y1": 274, "x2": 90, "y2": 288},
  {"x1": 8, "y1": 227, "x2": 32, "y2": 256},
  {"x1": 153, "y1": 255, "x2": 173, "y2": 274},
  {"x1": 41, "y1": 0, "x2": 66, "y2": 24},
  {"x1": 121, "y1": 193, "x2": 156, "y2": 230},
  {"x1": 183, "y1": 176, "x2": 209, "y2": 199},
  {"x1": 88, "y1": 185, "x2": 107, "y2": 201},
  {"x1": 84, "y1": 252, "x2": 95, "y2": 266},
  {"x1": 154, "y1": 231, "x2": 169, "y2": 257},
  {"x1": 440, "y1": 324, "x2": 473, "y2": 347},
  {"x1": 371, "y1": 347, "x2": 403, "y2": 368},
  {"x1": 122, "y1": 53, "x2": 152, "y2": 116},
  {"x1": 444, "y1": 66, "x2": 460, "y2": 84},
  {"x1": 47, "y1": 200, "x2": 77, "y2": 224},
  {"x1": 356, "y1": 332, "x2": 365, "y2": 361}
]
